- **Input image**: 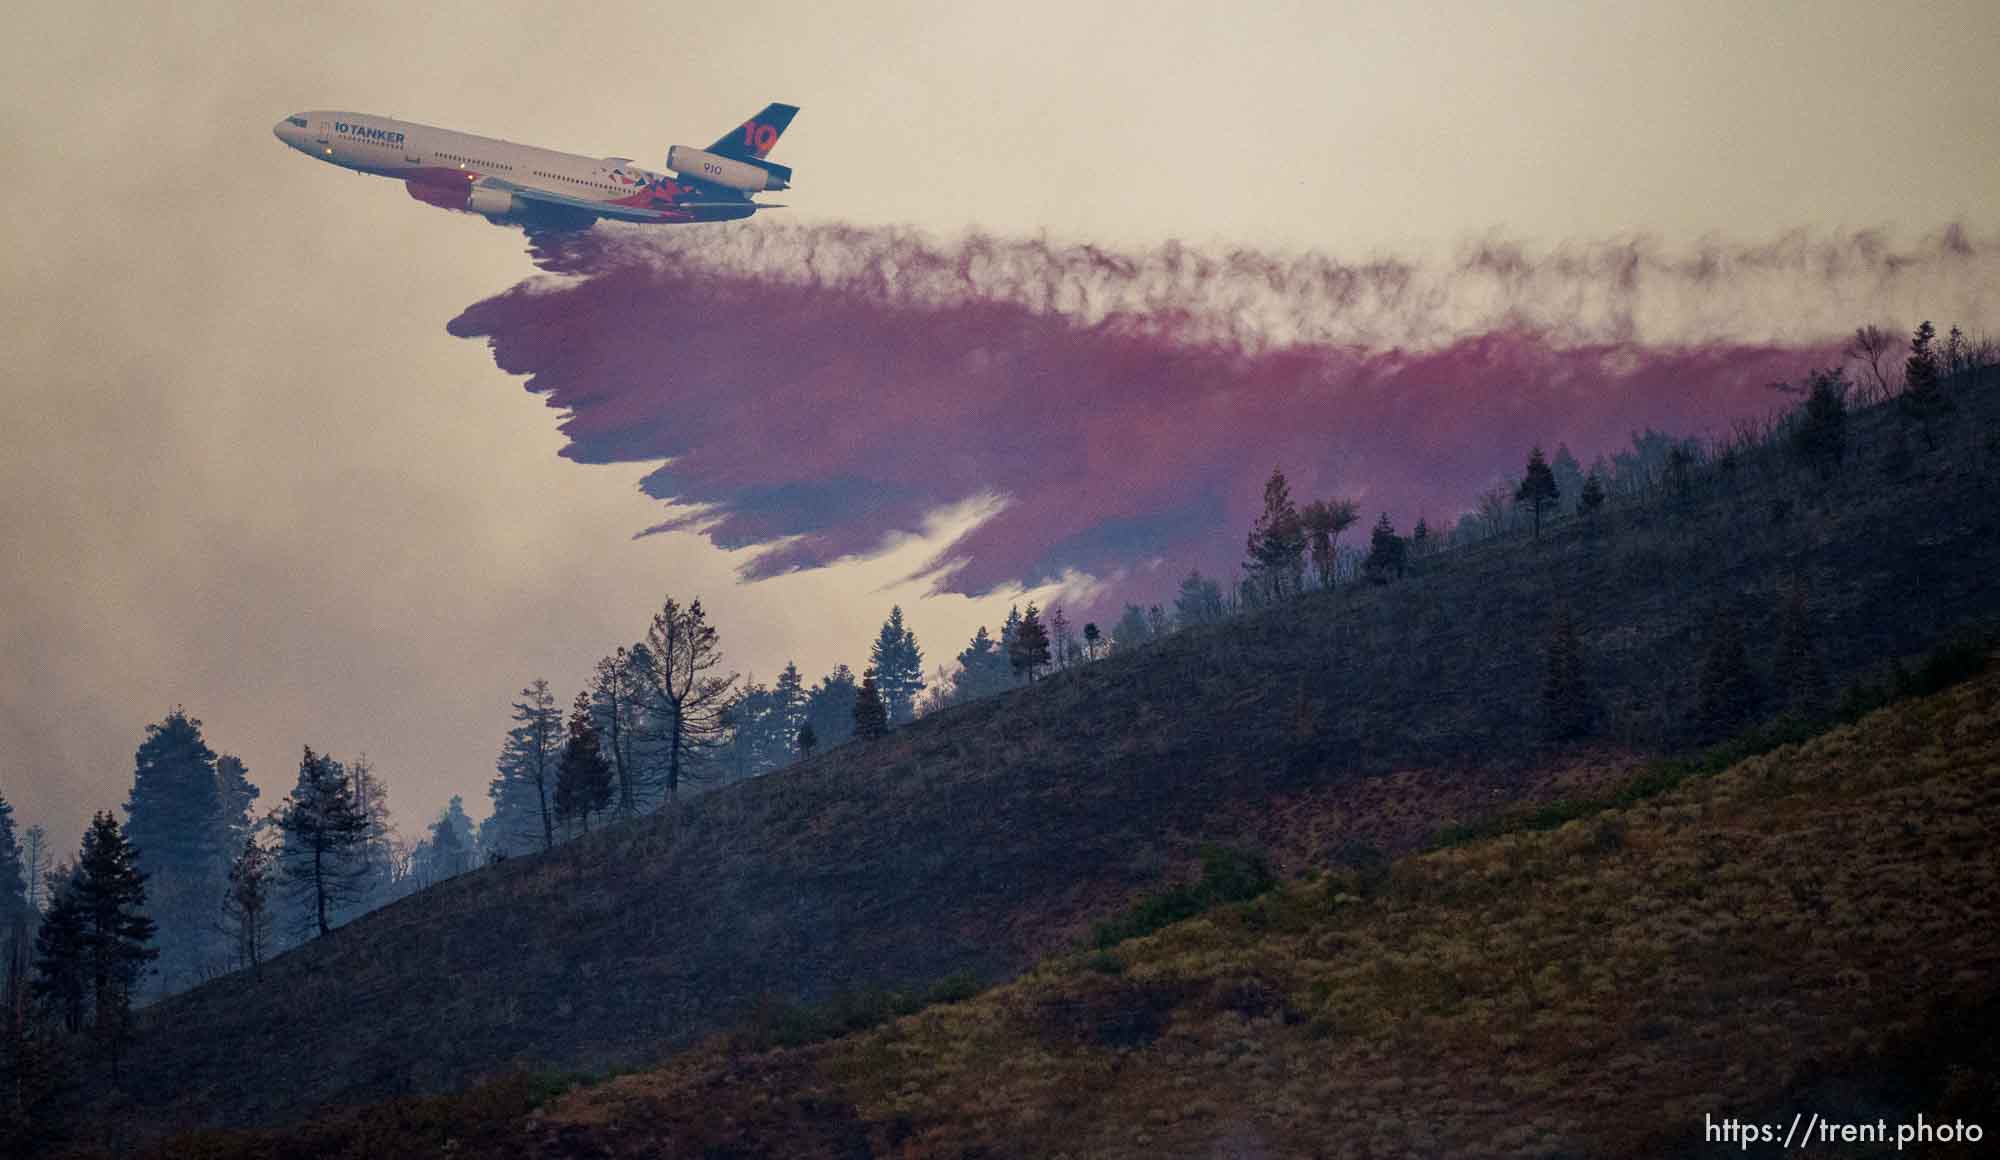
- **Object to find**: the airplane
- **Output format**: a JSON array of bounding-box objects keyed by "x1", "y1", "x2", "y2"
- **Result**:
[{"x1": 272, "y1": 103, "x2": 798, "y2": 230}]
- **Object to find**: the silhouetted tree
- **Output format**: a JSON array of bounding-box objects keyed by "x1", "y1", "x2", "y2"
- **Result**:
[
  {"x1": 591, "y1": 647, "x2": 649, "y2": 815},
  {"x1": 853, "y1": 669, "x2": 890, "y2": 741},
  {"x1": 1245, "y1": 467, "x2": 1307, "y2": 601},
  {"x1": 1047, "y1": 608, "x2": 1076, "y2": 671},
  {"x1": 1773, "y1": 581, "x2": 1826, "y2": 718},
  {"x1": 642, "y1": 597, "x2": 739, "y2": 803},
  {"x1": 1409, "y1": 517, "x2": 1432, "y2": 561},
  {"x1": 1790, "y1": 368, "x2": 1849, "y2": 477},
  {"x1": 1082, "y1": 623, "x2": 1102, "y2": 661},
  {"x1": 869, "y1": 607, "x2": 926, "y2": 725},
  {"x1": 275, "y1": 747, "x2": 371, "y2": 938},
  {"x1": 31, "y1": 873, "x2": 87, "y2": 1034},
  {"x1": 1695, "y1": 608, "x2": 1760, "y2": 741},
  {"x1": 804, "y1": 665, "x2": 859, "y2": 750},
  {"x1": 121, "y1": 710, "x2": 233, "y2": 993},
  {"x1": 20, "y1": 826, "x2": 49, "y2": 917},
  {"x1": 1299, "y1": 497, "x2": 1359, "y2": 590},
  {"x1": 1515, "y1": 446, "x2": 1560, "y2": 539},
  {"x1": 1550, "y1": 444, "x2": 1585, "y2": 515},
  {"x1": 2, "y1": 908, "x2": 71, "y2": 1156},
  {"x1": 1944, "y1": 324, "x2": 1968, "y2": 376},
  {"x1": 554, "y1": 693, "x2": 615, "y2": 835},
  {"x1": 796, "y1": 722, "x2": 818, "y2": 759},
  {"x1": 220, "y1": 838, "x2": 273, "y2": 975},
  {"x1": 1541, "y1": 606, "x2": 1591, "y2": 742},
  {"x1": 1847, "y1": 324, "x2": 1898, "y2": 397},
  {"x1": 58, "y1": 814, "x2": 154, "y2": 1065},
  {"x1": 490, "y1": 680, "x2": 561, "y2": 855},
  {"x1": 214, "y1": 754, "x2": 259, "y2": 861},
  {"x1": 952, "y1": 626, "x2": 1012, "y2": 702},
  {"x1": 1363, "y1": 513, "x2": 1406, "y2": 583},
  {"x1": 416, "y1": 798, "x2": 477, "y2": 883},
  {"x1": 1899, "y1": 320, "x2": 1951, "y2": 450},
  {"x1": 1175, "y1": 570, "x2": 1226, "y2": 627},
  {"x1": 1009, "y1": 604, "x2": 1053, "y2": 682},
  {"x1": 338, "y1": 754, "x2": 395, "y2": 923},
  {"x1": 0, "y1": 794, "x2": 25, "y2": 941},
  {"x1": 1664, "y1": 443, "x2": 1695, "y2": 500},
  {"x1": 772, "y1": 662, "x2": 808, "y2": 761},
  {"x1": 1578, "y1": 471, "x2": 1606, "y2": 516},
  {"x1": 1111, "y1": 603, "x2": 1153, "y2": 652}
]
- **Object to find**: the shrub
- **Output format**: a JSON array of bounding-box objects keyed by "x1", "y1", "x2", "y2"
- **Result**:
[{"x1": 1091, "y1": 844, "x2": 1277, "y2": 948}]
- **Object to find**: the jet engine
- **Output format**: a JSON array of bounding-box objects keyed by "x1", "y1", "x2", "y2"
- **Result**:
[
  {"x1": 466, "y1": 185, "x2": 518, "y2": 217},
  {"x1": 664, "y1": 146, "x2": 789, "y2": 192}
]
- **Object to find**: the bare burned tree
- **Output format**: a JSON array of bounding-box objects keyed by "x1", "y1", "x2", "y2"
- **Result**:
[
  {"x1": 1846, "y1": 324, "x2": 1899, "y2": 401},
  {"x1": 642, "y1": 597, "x2": 738, "y2": 803}
]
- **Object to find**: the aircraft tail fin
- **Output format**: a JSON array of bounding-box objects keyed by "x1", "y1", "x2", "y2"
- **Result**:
[{"x1": 707, "y1": 103, "x2": 799, "y2": 161}]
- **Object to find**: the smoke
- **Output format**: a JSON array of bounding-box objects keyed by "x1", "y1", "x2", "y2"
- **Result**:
[{"x1": 447, "y1": 223, "x2": 1996, "y2": 600}]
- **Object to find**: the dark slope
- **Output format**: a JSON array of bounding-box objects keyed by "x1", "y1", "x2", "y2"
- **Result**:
[
  {"x1": 122, "y1": 653, "x2": 2000, "y2": 1159},
  {"x1": 109, "y1": 371, "x2": 2000, "y2": 1138}
]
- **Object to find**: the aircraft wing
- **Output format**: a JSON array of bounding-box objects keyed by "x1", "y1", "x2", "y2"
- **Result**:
[{"x1": 505, "y1": 183, "x2": 663, "y2": 223}]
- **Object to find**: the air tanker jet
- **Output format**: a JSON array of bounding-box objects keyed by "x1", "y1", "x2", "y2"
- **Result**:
[{"x1": 272, "y1": 103, "x2": 798, "y2": 229}]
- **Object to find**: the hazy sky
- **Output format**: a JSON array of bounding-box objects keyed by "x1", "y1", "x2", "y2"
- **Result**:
[{"x1": 3, "y1": 0, "x2": 1996, "y2": 856}]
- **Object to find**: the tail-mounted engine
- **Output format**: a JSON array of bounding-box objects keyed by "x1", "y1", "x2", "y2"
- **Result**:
[{"x1": 664, "y1": 146, "x2": 790, "y2": 192}]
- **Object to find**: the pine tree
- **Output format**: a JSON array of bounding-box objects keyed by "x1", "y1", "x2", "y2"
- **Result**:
[
  {"x1": 1695, "y1": 608, "x2": 1760, "y2": 741},
  {"x1": 1147, "y1": 604, "x2": 1170, "y2": 639},
  {"x1": 1111, "y1": 604, "x2": 1152, "y2": 652},
  {"x1": 641, "y1": 597, "x2": 738, "y2": 803},
  {"x1": 1410, "y1": 517, "x2": 1431, "y2": 561},
  {"x1": 417, "y1": 798, "x2": 478, "y2": 883},
  {"x1": 490, "y1": 680, "x2": 562, "y2": 856},
  {"x1": 772, "y1": 662, "x2": 808, "y2": 762},
  {"x1": 1245, "y1": 467, "x2": 1307, "y2": 601},
  {"x1": 555, "y1": 693, "x2": 615, "y2": 835},
  {"x1": 853, "y1": 669, "x2": 890, "y2": 741},
  {"x1": 275, "y1": 747, "x2": 371, "y2": 938},
  {"x1": 121, "y1": 709, "x2": 229, "y2": 993},
  {"x1": 1899, "y1": 320, "x2": 1951, "y2": 450},
  {"x1": 1791, "y1": 368, "x2": 1849, "y2": 477},
  {"x1": 1514, "y1": 446, "x2": 1560, "y2": 540},
  {"x1": 1773, "y1": 581, "x2": 1826, "y2": 718},
  {"x1": 0, "y1": 793, "x2": 26, "y2": 939},
  {"x1": 869, "y1": 607, "x2": 926, "y2": 724},
  {"x1": 338, "y1": 754, "x2": 395, "y2": 924},
  {"x1": 591, "y1": 648, "x2": 649, "y2": 815},
  {"x1": 1082, "y1": 622, "x2": 1102, "y2": 661},
  {"x1": 951, "y1": 626, "x2": 1012, "y2": 701},
  {"x1": 1541, "y1": 606, "x2": 1591, "y2": 742},
  {"x1": 69, "y1": 813, "x2": 155, "y2": 1062},
  {"x1": 31, "y1": 872, "x2": 87, "y2": 1034},
  {"x1": 1578, "y1": 471, "x2": 1606, "y2": 516},
  {"x1": 804, "y1": 665, "x2": 859, "y2": 750},
  {"x1": 797, "y1": 722, "x2": 818, "y2": 759},
  {"x1": 214, "y1": 755, "x2": 259, "y2": 858},
  {"x1": 1175, "y1": 570, "x2": 1226, "y2": 627},
  {"x1": 1550, "y1": 445, "x2": 1585, "y2": 514},
  {"x1": 1009, "y1": 604, "x2": 1053, "y2": 682},
  {"x1": 1363, "y1": 513, "x2": 1406, "y2": 583}
]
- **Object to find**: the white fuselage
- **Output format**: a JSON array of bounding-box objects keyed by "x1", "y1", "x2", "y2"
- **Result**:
[{"x1": 272, "y1": 110, "x2": 750, "y2": 225}]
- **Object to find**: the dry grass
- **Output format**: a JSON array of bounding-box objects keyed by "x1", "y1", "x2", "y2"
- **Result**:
[{"x1": 451, "y1": 665, "x2": 2000, "y2": 1159}]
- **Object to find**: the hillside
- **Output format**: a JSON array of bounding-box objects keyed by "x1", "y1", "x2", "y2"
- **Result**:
[
  {"x1": 135, "y1": 656, "x2": 2000, "y2": 1158},
  {"x1": 93, "y1": 370, "x2": 2000, "y2": 1141}
]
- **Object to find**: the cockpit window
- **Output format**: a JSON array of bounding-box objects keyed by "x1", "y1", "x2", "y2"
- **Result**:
[{"x1": 288, "y1": 116, "x2": 308, "y2": 128}]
